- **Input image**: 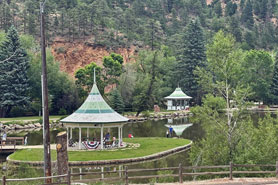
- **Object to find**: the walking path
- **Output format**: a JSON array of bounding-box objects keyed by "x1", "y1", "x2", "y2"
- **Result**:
[
  {"x1": 1, "y1": 144, "x2": 57, "y2": 150},
  {"x1": 145, "y1": 178, "x2": 278, "y2": 185}
]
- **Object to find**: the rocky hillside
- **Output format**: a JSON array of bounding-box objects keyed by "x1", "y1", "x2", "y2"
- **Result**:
[{"x1": 51, "y1": 41, "x2": 137, "y2": 76}]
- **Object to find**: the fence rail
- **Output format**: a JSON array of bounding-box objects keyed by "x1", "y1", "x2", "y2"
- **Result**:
[{"x1": 1, "y1": 161, "x2": 278, "y2": 185}]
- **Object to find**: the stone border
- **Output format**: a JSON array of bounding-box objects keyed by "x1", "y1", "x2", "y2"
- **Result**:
[{"x1": 7, "y1": 141, "x2": 192, "y2": 167}]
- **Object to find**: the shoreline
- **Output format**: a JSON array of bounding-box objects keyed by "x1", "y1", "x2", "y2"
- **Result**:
[{"x1": 7, "y1": 141, "x2": 192, "y2": 167}]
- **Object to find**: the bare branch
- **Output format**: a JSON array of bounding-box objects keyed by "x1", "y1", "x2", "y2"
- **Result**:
[{"x1": 0, "y1": 50, "x2": 18, "y2": 63}]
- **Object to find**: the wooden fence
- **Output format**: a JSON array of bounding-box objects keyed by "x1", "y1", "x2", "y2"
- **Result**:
[
  {"x1": 0, "y1": 137, "x2": 24, "y2": 152},
  {"x1": 1, "y1": 162, "x2": 278, "y2": 184}
]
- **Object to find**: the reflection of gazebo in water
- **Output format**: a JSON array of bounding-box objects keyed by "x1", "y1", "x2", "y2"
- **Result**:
[
  {"x1": 60, "y1": 71, "x2": 129, "y2": 150},
  {"x1": 165, "y1": 124, "x2": 192, "y2": 137},
  {"x1": 165, "y1": 87, "x2": 192, "y2": 110}
]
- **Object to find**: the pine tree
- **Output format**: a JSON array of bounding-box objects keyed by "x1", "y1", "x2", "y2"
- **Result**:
[
  {"x1": 241, "y1": 0, "x2": 254, "y2": 28},
  {"x1": 228, "y1": 16, "x2": 242, "y2": 42},
  {"x1": 240, "y1": 0, "x2": 245, "y2": 11},
  {"x1": 110, "y1": 89, "x2": 125, "y2": 113},
  {"x1": 225, "y1": 1, "x2": 237, "y2": 16},
  {"x1": 177, "y1": 19, "x2": 206, "y2": 104},
  {"x1": 270, "y1": 58, "x2": 278, "y2": 104},
  {"x1": 0, "y1": 26, "x2": 30, "y2": 117},
  {"x1": 214, "y1": 1, "x2": 222, "y2": 17}
]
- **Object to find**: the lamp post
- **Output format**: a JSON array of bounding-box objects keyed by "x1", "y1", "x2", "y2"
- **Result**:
[{"x1": 40, "y1": 1, "x2": 52, "y2": 183}]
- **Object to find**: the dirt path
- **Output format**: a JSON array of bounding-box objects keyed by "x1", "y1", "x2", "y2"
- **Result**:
[{"x1": 141, "y1": 178, "x2": 278, "y2": 185}]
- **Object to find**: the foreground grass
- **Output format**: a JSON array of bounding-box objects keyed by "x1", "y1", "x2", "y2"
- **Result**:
[{"x1": 9, "y1": 137, "x2": 191, "y2": 161}]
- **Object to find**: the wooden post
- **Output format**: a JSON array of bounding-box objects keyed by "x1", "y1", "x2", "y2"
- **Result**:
[
  {"x1": 229, "y1": 161, "x2": 233, "y2": 180},
  {"x1": 179, "y1": 163, "x2": 183, "y2": 183},
  {"x1": 276, "y1": 161, "x2": 278, "y2": 178},
  {"x1": 125, "y1": 166, "x2": 128, "y2": 185},
  {"x1": 56, "y1": 131, "x2": 69, "y2": 180},
  {"x1": 2, "y1": 176, "x2": 6, "y2": 185},
  {"x1": 14, "y1": 140, "x2": 16, "y2": 152},
  {"x1": 40, "y1": 2, "x2": 52, "y2": 183},
  {"x1": 67, "y1": 170, "x2": 71, "y2": 185}
]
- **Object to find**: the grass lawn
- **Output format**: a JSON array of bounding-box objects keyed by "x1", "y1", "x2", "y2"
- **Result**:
[
  {"x1": 9, "y1": 137, "x2": 191, "y2": 161},
  {"x1": 0, "y1": 115, "x2": 65, "y2": 122}
]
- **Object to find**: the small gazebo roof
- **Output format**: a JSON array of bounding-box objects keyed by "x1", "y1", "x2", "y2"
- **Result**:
[
  {"x1": 61, "y1": 82, "x2": 129, "y2": 124},
  {"x1": 165, "y1": 88, "x2": 192, "y2": 100}
]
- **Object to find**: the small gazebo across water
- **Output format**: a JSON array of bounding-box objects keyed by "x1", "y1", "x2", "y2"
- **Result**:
[
  {"x1": 165, "y1": 88, "x2": 192, "y2": 110},
  {"x1": 61, "y1": 71, "x2": 129, "y2": 150}
]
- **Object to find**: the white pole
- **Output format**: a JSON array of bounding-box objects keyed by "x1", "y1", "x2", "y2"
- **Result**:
[
  {"x1": 101, "y1": 166, "x2": 104, "y2": 179},
  {"x1": 120, "y1": 126, "x2": 123, "y2": 145},
  {"x1": 70, "y1": 128, "x2": 72, "y2": 139},
  {"x1": 67, "y1": 127, "x2": 69, "y2": 148},
  {"x1": 87, "y1": 128, "x2": 89, "y2": 139},
  {"x1": 101, "y1": 125, "x2": 103, "y2": 149},
  {"x1": 118, "y1": 126, "x2": 120, "y2": 147},
  {"x1": 79, "y1": 127, "x2": 81, "y2": 150}
]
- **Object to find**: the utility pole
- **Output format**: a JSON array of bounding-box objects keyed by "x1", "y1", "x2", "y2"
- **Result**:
[{"x1": 40, "y1": 1, "x2": 52, "y2": 183}]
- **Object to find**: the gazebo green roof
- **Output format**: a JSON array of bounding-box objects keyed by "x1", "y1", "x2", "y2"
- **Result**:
[
  {"x1": 61, "y1": 83, "x2": 129, "y2": 124},
  {"x1": 165, "y1": 88, "x2": 192, "y2": 100}
]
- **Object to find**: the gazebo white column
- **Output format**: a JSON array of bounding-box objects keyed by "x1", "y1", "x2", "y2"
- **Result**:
[
  {"x1": 118, "y1": 126, "x2": 121, "y2": 147},
  {"x1": 101, "y1": 124, "x2": 104, "y2": 149},
  {"x1": 67, "y1": 127, "x2": 69, "y2": 147},
  {"x1": 120, "y1": 126, "x2": 123, "y2": 145},
  {"x1": 70, "y1": 128, "x2": 72, "y2": 139},
  {"x1": 79, "y1": 127, "x2": 81, "y2": 149}
]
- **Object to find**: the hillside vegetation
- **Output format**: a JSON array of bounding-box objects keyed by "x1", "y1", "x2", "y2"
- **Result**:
[
  {"x1": 1, "y1": 0, "x2": 278, "y2": 51},
  {"x1": 1, "y1": 0, "x2": 278, "y2": 117}
]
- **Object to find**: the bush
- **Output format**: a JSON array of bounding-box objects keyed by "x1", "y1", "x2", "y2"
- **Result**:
[
  {"x1": 56, "y1": 47, "x2": 66, "y2": 54},
  {"x1": 9, "y1": 107, "x2": 26, "y2": 117},
  {"x1": 142, "y1": 111, "x2": 150, "y2": 117},
  {"x1": 58, "y1": 108, "x2": 67, "y2": 115}
]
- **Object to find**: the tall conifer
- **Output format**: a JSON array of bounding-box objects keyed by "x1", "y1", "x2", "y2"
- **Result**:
[
  {"x1": 177, "y1": 19, "x2": 206, "y2": 104},
  {"x1": 241, "y1": 0, "x2": 254, "y2": 28},
  {"x1": 0, "y1": 26, "x2": 30, "y2": 117}
]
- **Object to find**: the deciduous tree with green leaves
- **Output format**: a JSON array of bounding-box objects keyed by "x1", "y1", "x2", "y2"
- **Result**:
[
  {"x1": 193, "y1": 30, "x2": 250, "y2": 163},
  {"x1": 132, "y1": 46, "x2": 177, "y2": 116},
  {"x1": 241, "y1": 50, "x2": 273, "y2": 103},
  {"x1": 75, "y1": 62, "x2": 103, "y2": 99}
]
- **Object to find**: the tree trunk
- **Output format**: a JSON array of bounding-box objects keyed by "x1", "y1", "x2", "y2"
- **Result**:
[
  {"x1": 56, "y1": 131, "x2": 69, "y2": 178},
  {"x1": 0, "y1": 107, "x2": 9, "y2": 118}
]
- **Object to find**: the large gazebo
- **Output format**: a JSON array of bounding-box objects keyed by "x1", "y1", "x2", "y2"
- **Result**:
[
  {"x1": 61, "y1": 71, "x2": 129, "y2": 150},
  {"x1": 165, "y1": 87, "x2": 192, "y2": 110}
]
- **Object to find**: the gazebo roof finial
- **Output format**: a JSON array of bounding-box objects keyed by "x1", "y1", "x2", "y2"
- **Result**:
[{"x1": 94, "y1": 68, "x2": 96, "y2": 84}]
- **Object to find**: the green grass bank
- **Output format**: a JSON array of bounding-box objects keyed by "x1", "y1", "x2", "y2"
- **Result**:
[
  {"x1": 0, "y1": 115, "x2": 65, "y2": 122},
  {"x1": 9, "y1": 137, "x2": 191, "y2": 162}
]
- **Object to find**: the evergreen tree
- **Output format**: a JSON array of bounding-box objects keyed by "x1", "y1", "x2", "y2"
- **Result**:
[
  {"x1": 177, "y1": 20, "x2": 206, "y2": 104},
  {"x1": 241, "y1": 0, "x2": 254, "y2": 28},
  {"x1": 214, "y1": 1, "x2": 222, "y2": 17},
  {"x1": 110, "y1": 89, "x2": 125, "y2": 113},
  {"x1": 146, "y1": 19, "x2": 164, "y2": 51},
  {"x1": 270, "y1": 55, "x2": 278, "y2": 104},
  {"x1": 240, "y1": 0, "x2": 245, "y2": 11},
  {"x1": 225, "y1": 1, "x2": 237, "y2": 16},
  {"x1": 228, "y1": 16, "x2": 242, "y2": 42},
  {"x1": 0, "y1": 26, "x2": 30, "y2": 117}
]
